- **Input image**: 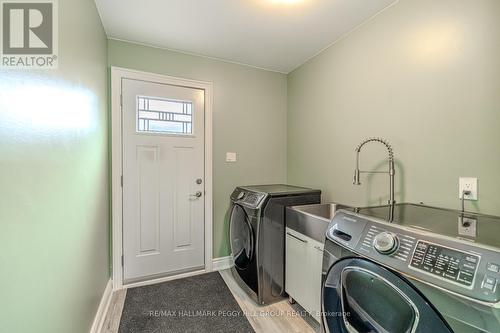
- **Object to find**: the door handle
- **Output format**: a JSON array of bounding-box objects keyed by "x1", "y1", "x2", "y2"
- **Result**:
[{"x1": 190, "y1": 191, "x2": 203, "y2": 198}]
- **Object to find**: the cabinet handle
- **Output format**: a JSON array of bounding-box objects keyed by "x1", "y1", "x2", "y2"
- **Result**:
[{"x1": 287, "y1": 232, "x2": 307, "y2": 243}]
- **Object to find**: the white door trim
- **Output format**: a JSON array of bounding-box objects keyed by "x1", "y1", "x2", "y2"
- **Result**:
[{"x1": 111, "y1": 66, "x2": 213, "y2": 290}]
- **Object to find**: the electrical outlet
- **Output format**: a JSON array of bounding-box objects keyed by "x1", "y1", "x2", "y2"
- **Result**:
[
  {"x1": 458, "y1": 216, "x2": 477, "y2": 237},
  {"x1": 459, "y1": 177, "x2": 478, "y2": 200}
]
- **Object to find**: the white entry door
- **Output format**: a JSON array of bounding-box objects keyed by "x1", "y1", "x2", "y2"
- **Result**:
[{"x1": 122, "y1": 78, "x2": 205, "y2": 283}]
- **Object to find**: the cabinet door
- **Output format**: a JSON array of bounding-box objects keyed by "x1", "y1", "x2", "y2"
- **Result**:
[
  {"x1": 285, "y1": 229, "x2": 309, "y2": 305},
  {"x1": 309, "y1": 241, "x2": 324, "y2": 321}
]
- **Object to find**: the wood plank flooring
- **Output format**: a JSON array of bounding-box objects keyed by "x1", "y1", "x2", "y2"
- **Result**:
[
  {"x1": 100, "y1": 269, "x2": 317, "y2": 333},
  {"x1": 101, "y1": 289, "x2": 126, "y2": 333},
  {"x1": 219, "y1": 269, "x2": 317, "y2": 333}
]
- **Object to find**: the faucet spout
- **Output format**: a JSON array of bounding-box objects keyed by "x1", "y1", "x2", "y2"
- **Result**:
[{"x1": 353, "y1": 137, "x2": 396, "y2": 222}]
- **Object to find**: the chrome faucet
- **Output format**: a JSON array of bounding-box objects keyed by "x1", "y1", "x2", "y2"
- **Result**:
[{"x1": 353, "y1": 137, "x2": 396, "y2": 222}]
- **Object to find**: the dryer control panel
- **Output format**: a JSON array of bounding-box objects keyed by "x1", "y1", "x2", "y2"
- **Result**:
[{"x1": 230, "y1": 188, "x2": 266, "y2": 208}]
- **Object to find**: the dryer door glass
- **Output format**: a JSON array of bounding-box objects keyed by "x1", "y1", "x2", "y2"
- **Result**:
[
  {"x1": 229, "y1": 205, "x2": 254, "y2": 269},
  {"x1": 322, "y1": 257, "x2": 453, "y2": 333}
]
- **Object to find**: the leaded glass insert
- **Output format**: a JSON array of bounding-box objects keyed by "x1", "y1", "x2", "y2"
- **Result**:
[{"x1": 137, "y1": 96, "x2": 193, "y2": 134}]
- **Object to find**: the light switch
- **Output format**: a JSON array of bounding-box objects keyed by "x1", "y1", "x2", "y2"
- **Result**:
[{"x1": 226, "y1": 152, "x2": 237, "y2": 162}]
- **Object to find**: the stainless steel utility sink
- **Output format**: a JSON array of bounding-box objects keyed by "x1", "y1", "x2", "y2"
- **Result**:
[
  {"x1": 291, "y1": 203, "x2": 351, "y2": 221},
  {"x1": 286, "y1": 203, "x2": 352, "y2": 243}
]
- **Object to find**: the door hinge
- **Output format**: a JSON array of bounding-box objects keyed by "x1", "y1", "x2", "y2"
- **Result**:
[
  {"x1": 120, "y1": 175, "x2": 123, "y2": 187},
  {"x1": 121, "y1": 255, "x2": 124, "y2": 267},
  {"x1": 120, "y1": 94, "x2": 123, "y2": 107}
]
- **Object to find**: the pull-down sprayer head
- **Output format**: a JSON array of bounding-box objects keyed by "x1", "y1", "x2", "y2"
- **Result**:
[{"x1": 353, "y1": 168, "x2": 361, "y2": 185}]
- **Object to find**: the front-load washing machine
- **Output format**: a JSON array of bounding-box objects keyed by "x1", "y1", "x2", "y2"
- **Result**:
[
  {"x1": 229, "y1": 184, "x2": 321, "y2": 305},
  {"x1": 321, "y1": 204, "x2": 500, "y2": 333}
]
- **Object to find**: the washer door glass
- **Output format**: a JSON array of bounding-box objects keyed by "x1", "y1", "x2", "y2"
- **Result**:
[
  {"x1": 229, "y1": 204, "x2": 254, "y2": 269},
  {"x1": 322, "y1": 257, "x2": 453, "y2": 333}
]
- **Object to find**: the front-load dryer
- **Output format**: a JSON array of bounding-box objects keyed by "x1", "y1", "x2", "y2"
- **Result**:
[{"x1": 229, "y1": 184, "x2": 321, "y2": 305}]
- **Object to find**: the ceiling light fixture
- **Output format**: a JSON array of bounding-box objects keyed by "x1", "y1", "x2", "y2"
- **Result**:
[{"x1": 269, "y1": 0, "x2": 303, "y2": 5}]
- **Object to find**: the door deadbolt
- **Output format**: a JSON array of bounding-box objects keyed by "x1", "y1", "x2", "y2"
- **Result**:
[{"x1": 196, "y1": 178, "x2": 203, "y2": 184}]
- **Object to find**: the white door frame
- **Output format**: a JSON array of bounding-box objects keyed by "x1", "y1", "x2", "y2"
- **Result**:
[{"x1": 111, "y1": 67, "x2": 213, "y2": 290}]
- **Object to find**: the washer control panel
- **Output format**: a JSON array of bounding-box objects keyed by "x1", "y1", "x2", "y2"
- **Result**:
[
  {"x1": 373, "y1": 232, "x2": 399, "y2": 254},
  {"x1": 410, "y1": 241, "x2": 479, "y2": 288},
  {"x1": 327, "y1": 210, "x2": 500, "y2": 304},
  {"x1": 359, "y1": 225, "x2": 415, "y2": 262}
]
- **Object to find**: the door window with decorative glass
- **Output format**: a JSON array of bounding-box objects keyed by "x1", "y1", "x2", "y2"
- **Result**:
[{"x1": 137, "y1": 96, "x2": 193, "y2": 134}]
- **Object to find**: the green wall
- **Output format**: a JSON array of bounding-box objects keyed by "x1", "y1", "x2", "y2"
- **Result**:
[
  {"x1": 0, "y1": 1, "x2": 109, "y2": 332},
  {"x1": 108, "y1": 40, "x2": 288, "y2": 257},
  {"x1": 287, "y1": 0, "x2": 500, "y2": 215}
]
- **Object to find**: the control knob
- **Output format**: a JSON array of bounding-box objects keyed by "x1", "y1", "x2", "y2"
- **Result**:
[
  {"x1": 373, "y1": 232, "x2": 399, "y2": 255},
  {"x1": 237, "y1": 191, "x2": 246, "y2": 200}
]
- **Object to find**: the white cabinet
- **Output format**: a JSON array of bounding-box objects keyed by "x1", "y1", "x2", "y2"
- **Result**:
[
  {"x1": 285, "y1": 227, "x2": 324, "y2": 321},
  {"x1": 285, "y1": 228, "x2": 310, "y2": 306}
]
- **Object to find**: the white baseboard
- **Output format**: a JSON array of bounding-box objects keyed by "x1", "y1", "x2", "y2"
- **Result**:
[
  {"x1": 212, "y1": 255, "x2": 234, "y2": 271},
  {"x1": 90, "y1": 279, "x2": 113, "y2": 333}
]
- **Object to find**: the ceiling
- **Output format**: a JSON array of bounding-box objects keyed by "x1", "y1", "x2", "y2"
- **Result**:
[{"x1": 95, "y1": 0, "x2": 398, "y2": 73}]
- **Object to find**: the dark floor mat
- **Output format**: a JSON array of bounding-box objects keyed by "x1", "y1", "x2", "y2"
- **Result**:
[{"x1": 118, "y1": 272, "x2": 254, "y2": 333}]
